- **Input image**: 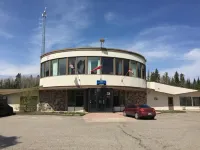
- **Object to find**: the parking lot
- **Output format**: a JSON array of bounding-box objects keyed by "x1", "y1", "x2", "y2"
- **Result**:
[{"x1": 0, "y1": 112, "x2": 200, "y2": 150}]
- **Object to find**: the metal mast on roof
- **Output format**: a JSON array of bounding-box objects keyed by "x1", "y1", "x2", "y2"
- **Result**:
[
  {"x1": 41, "y1": 7, "x2": 47, "y2": 55},
  {"x1": 100, "y1": 38, "x2": 105, "y2": 48}
]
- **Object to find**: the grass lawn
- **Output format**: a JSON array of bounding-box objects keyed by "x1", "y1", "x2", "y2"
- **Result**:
[
  {"x1": 157, "y1": 110, "x2": 186, "y2": 113},
  {"x1": 16, "y1": 111, "x2": 86, "y2": 116}
]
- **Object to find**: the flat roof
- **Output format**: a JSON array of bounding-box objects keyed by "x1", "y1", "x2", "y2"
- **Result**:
[{"x1": 40, "y1": 47, "x2": 147, "y2": 62}]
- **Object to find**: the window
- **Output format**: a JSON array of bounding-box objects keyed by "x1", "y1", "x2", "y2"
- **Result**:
[
  {"x1": 51, "y1": 59, "x2": 58, "y2": 76},
  {"x1": 137, "y1": 62, "x2": 141, "y2": 78},
  {"x1": 68, "y1": 90, "x2": 75, "y2": 106},
  {"x1": 77, "y1": 57, "x2": 85, "y2": 74},
  {"x1": 115, "y1": 58, "x2": 122, "y2": 75},
  {"x1": 130, "y1": 60, "x2": 137, "y2": 77},
  {"x1": 142, "y1": 64, "x2": 146, "y2": 79},
  {"x1": 123, "y1": 59, "x2": 129, "y2": 76},
  {"x1": 113, "y1": 90, "x2": 120, "y2": 106},
  {"x1": 101, "y1": 57, "x2": 113, "y2": 74},
  {"x1": 75, "y1": 91, "x2": 84, "y2": 107},
  {"x1": 41, "y1": 63, "x2": 45, "y2": 78},
  {"x1": 58, "y1": 58, "x2": 66, "y2": 75},
  {"x1": 88, "y1": 57, "x2": 101, "y2": 74},
  {"x1": 193, "y1": 97, "x2": 200, "y2": 106},
  {"x1": 139, "y1": 104, "x2": 151, "y2": 108},
  {"x1": 45, "y1": 61, "x2": 50, "y2": 77},
  {"x1": 68, "y1": 57, "x2": 76, "y2": 75},
  {"x1": 180, "y1": 97, "x2": 192, "y2": 106}
]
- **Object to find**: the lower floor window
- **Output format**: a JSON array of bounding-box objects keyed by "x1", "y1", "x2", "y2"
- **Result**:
[
  {"x1": 68, "y1": 90, "x2": 84, "y2": 107},
  {"x1": 180, "y1": 97, "x2": 192, "y2": 106},
  {"x1": 193, "y1": 97, "x2": 200, "y2": 106}
]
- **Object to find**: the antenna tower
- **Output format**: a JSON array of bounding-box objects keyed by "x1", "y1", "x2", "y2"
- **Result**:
[{"x1": 41, "y1": 7, "x2": 47, "y2": 55}]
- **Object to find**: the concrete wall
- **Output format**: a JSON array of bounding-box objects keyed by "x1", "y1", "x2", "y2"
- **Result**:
[
  {"x1": 41, "y1": 49, "x2": 146, "y2": 64},
  {"x1": 147, "y1": 90, "x2": 200, "y2": 111},
  {"x1": 7, "y1": 90, "x2": 39, "y2": 112},
  {"x1": 40, "y1": 75, "x2": 147, "y2": 89}
]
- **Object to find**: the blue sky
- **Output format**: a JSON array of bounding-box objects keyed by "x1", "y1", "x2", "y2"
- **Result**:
[{"x1": 0, "y1": 0, "x2": 200, "y2": 79}]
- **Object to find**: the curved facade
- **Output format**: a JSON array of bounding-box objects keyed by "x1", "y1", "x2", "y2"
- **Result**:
[{"x1": 39, "y1": 47, "x2": 147, "y2": 112}]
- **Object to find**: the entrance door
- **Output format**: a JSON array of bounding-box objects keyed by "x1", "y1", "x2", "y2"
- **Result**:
[
  {"x1": 168, "y1": 97, "x2": 174, "y2": 110},
  {"x1": 88, "y1": 88, "x2": 113, "y2": 112}
]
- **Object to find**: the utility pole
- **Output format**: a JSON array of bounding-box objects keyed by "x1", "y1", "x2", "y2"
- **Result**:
[{"x1": 41, "y1": 7, "x2": 47, "y2": 55}]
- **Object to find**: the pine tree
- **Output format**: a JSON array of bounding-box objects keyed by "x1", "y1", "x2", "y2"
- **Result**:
[
  {"x1": 196, "y1": 77, "x2": 200, "y2": 90},
  {"x1": 154, "y1": 69, "x2": 160, "y2": 82},
  {"x1": 186, "y1": 79, "x2": 191, "y2": 89},
  {"x1": 147, "y1": 70, "x2": 150, "y2": 81},
  {"x1": 174, "y1": 71, "x2": 180, "y2": 86},
  {"x1": 193, "y1": 79, "x2": 197, "y2": 89},
  {"x1": 180, "y1": 73, "x2": 185, "y2": 87},
  {"x1": 150, "y1": 72, "x2": 156, "y2": 82}
]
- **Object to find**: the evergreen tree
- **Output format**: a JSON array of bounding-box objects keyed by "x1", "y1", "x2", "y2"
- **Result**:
[
  {"x1": 174, "y1": 71, "x2": 180, "y2": 86},
  {"x1": 180, "y1": 73, "x2": 185, "y2": 87},
  {"x1": 170, "y1": 77, "x2": 175, "y2": 86},
  {"x1": 196, "y1": 77, "x2": 200, "y2": 90},
  {"x1": 193, "y1": 79, "x2": 197, "y2": 89},
  {"x1": 14, "y1": 73, "x2": 21, "y2": 89},
  {"x1": 150, "y1": 72, "x2": 156, "y2": 82},
  {"x1": 186, "y1": 79, "x2": 191, "y2": 89},
  {"x1": 161, "y1": 72, "x2": 170, "y2": 84},
  {"x1": 154, "y1": 69, "x2": 160, "y2": 82}
]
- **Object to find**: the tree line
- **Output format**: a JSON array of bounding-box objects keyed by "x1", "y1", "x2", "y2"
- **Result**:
[
  {"x1": 0, "y1": 73, "x2": 40, "y2": 89},
  {"x1": 147, "y1": 69, "x2": 200, "y2": 90}
]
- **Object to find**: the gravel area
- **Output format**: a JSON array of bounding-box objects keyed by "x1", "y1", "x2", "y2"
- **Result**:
[{"x1": 0, "y1": 112, "x2": 200, "y2": 150}]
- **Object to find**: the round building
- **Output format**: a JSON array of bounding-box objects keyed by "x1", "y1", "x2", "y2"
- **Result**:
[{"x1": 39, "y1": 47, "x2": 147, "y2": 112}]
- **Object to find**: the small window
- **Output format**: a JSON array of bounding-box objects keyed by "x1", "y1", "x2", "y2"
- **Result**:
[
  {"x1": 139, "y1": 104, "x2": 151, "y2": 108},
  {"x1": 101, "y1": 57, "x2": 113, "y2": 74},
  {"x1": 180, "y1": 97, "x2": 192, "y2": 106},
  {"x1": 130, "y1": 60, "x2": 137, "y2": 77},
  {"x1": 137, "y1": 62, "x2": 141, "y2": 78},
  {"x1": 123, "y1": 59, "x2": 129, "y2": 76},
  {"x1": 193, "y1": 97, "x2": 200, "y2": 106},
  {"x1": 45, "y1": 61, "x2": 50, "y2": 77},
  {"x1": 58, "y1": 58, "x2": 66, "y2": 75},
  {"x1": 41, "y1": 63, "x2": 45, "y2": 78},
  {"x1": 88, "y1": 57, "x2": 101, "y2": 74},
  {"x1": 77, "y1": 57, "x2": 86, "y2": 74},
  {"x1": 115, "y1": 58, "x2": 122, "y2": 75},
  {"x1": 68, "y1": 57, "x2": 76, "y2": 75},
  {"x1": 51, "y1": 59, "x2": 58, "y2": 76}
]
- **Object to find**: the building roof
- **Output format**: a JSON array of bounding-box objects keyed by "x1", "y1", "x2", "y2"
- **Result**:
[
  {"x1": 40, "y1": 47, "x2": 147, "y2": 62},
  {"x1": 147, "y1": 82, "x2": 198, "y2": 95}
]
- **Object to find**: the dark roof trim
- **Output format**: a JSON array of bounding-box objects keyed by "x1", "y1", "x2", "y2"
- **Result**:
[{"x1": 40, "y1": 47, "x2": 146, "y2": 62}]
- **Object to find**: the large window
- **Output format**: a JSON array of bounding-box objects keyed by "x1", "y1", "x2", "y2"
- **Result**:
[
  {"x1": 137, "y1": 62, "x2": 141, "y2": 78},
  {"x1": 130, "y1": 60, "x2": 137, "y2": 77},
  {"x1": 45, "y1": 61, "x2": 50, "y2": 77},
  {"x1": 180, "y1": 97, "x2": 192, "y2": 106},
  {"x1": 41, "y1": 63, "x2": 45, "y2": 78},
  {"x1": 115, "y1": 58, "x2": 122, "y2": 75},
  {"x1": 68, "y1": 90, "x2": 75, "y2": 107},
  {"x1": 88, "y1": 57, "x2": 101, "y2": 74},
  {"x1": 193, "y1": 97, "x2": 200, "y2": 106},
  {"x1": 142, "y1": 64, "x2": 146, "y2": 79},
  {"x1": 123, "y1": 59, "x2": 129, "y2": 76},
  {"x1": 51, "y1": 59, "x2": 58, "y2": 76},
  {"x1": 58, "y1": 58, "x2": 66, "y2": 75},
  {"x1": 101, "y1": 57, "x2": 113, "y2": 74},
  {"x1": 77, "y1": 57, "x2": 86, "y2": 74},
  {"x1": 68, "y1": 57, "x2": 76, "y2": 75}
]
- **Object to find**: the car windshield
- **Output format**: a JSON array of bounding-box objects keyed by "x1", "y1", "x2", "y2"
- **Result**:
[{"x1": 139, "y1": 104, "x2": 151, "y2": 108}]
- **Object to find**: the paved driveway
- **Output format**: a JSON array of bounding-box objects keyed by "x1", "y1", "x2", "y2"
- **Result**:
[{"x1": 0, "y1": 112, "x2": 200, "y2": 150}]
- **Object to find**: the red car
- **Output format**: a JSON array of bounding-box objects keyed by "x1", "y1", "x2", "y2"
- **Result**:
[{"x1": 123, "y1": 104, "x2": 156, "y2": 119}]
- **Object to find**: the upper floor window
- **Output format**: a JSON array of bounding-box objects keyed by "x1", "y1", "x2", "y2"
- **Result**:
[
  {"x1": 142, "y1": 64, "x2": 146, "y2": 79},
  {"x1": 123, "y1": 59, "x2": 129, "y2": 76},
  {"x1": 137, "y1": 62, "x2": 141, "y2": 78},
  {"x1": 130, "y1": 60, "x2": 137, "y2": 77},
  {"x1": 77, "y1": 57, "x2": 86, "y2": 74},
  {"x1": 88, "y1": 57, "x2": 101, "y2": 74},
  {"x1": 51, "y1": 59, "x2": 58, "y2": 76},
  {"x1": 45, "y1": 61, "x2": 50, "y2": 77},
  {"x1": 41, "y1": 63, "x2": 45, "y2": 78},
  {"x1": 115, "y1": 58, "x2": 122, "y2": 75},
  {"x1": 101, "y1": 57, "x2": 113, "y2": 74},
  {"x1": 58, "y1": 58, "x2": 66, "y2": 75},
  {"x1": 68, "y1": 57, "x2": 76, "y2": 75}
]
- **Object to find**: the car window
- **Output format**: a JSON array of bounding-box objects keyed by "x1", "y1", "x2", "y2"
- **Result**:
[
  {"x1": 126, "y1": 104, "x2": 136, "y2": 108},
  {"x1": 139, "y1": 104, "x2": 151, "y2": 108}
]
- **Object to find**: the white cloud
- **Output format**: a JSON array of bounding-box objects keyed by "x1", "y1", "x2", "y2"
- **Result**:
[
  {"x1": 0, "y1": 0, "x2": 92, "y2": 76},
  {"x1": 160, "y1": 48, "x2": 200, "y2": 79},
  {"x1": 104, "y1": 12, "x2": 116, "y2": 22}
]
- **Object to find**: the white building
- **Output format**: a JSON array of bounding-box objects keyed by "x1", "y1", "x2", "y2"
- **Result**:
[
  {"x1": 1, "y1": 47, "x2": 199, "y2": 112},
  {"x1": 147, "y1": 82, "x2": 200, "y2": 111}
]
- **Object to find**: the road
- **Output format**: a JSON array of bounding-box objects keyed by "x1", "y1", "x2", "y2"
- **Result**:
[{"x1": 0, "y1": 112, "x2": 200, "y2": 150}]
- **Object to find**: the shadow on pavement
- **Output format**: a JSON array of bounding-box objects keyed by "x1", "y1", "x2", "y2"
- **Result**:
[{"x1": 0, "y1": 135, "x2": 20, "y2": 149}]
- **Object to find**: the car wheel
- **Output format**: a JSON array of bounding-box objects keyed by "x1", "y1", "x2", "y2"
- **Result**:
[
  {"x1": 123, "y1": 111, "x2": 127, "y2": 116},
  {"x1": 135, "y1": 113, "x2": 139, "y2": 119},
  {"x1": 151, "y1": 116, "x2": 155, "y2": 120}
]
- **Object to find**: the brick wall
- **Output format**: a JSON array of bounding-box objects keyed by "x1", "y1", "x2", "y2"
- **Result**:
[{"x1": 126, "y1": 90, "x2": 147, "y2": 105}]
